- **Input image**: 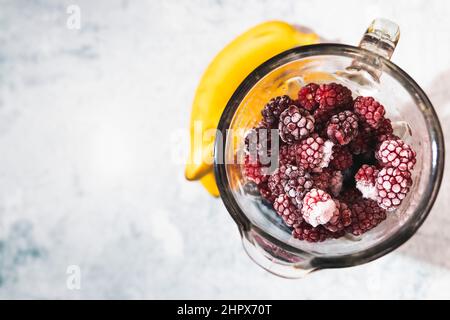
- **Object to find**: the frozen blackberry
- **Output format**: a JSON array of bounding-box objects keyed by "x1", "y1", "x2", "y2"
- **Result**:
[
  {"x1": 354, "y1": 96, "x2": 386, "y2": 129},
  {"x1": 283, "y1": 165, "x2": 313, "y2": 204},
  {"x1": 279, "y1": 105, "x2": 315, "y2": 144},
  {"x1": 311, "y1": 169, "x2": 332, "y2": 191},
  {"x1": 346, "y1": 199, "x2": 387, "y2": 236},
  {"x1": 292, "y1": 222, "x2": 330, "y2": 242},
  {"x1": 330, "y1": 146, "x2": 353, "y2": 170},
  {"x1": 261, "y1": 95, "x2": 293, "y2": 127},
  {"x1": 244, "y1": 122, "x2": 273, "y2": 158},
  {"x1": 326, "y1": 110, "x2": 359, "y2": 145},
  {"x1": 279, "y1": 144, "x2": 296, "y2": 166},
  {"x1": 267, "y1": 165, "x2": 288, "y2": 198},
  {"x1": 355, "y1": 164, "x2": 379, "y2": 200},
  {"x1": 338, "y1": 187, "x2": 363, "y2": 204},
  {"x1": 273, "y1": 194, "x2": 303, "y2": 228},
  {"x1": 377, "y1": 139, "x2": 416, "y2": 171},
  {"x1": 376, "y1": 166, "x2": 412, "y2": 211},
  {"x1": 297, "y1": 83, "x2": 319, "y2": 112},
  {"x1": 311, "y1": 169, "x2": 343, "y2": 196},
  {"x1": 295, "y1": 134, "x2": 334, "y2": 171},
  {"x1": 348, "y1": 129, "x2": 373, "y2": 155},
  {"x1": 315, "y1": 83, "x2": 353, "y2": 110},
  {"x1": 329, "y1": 170, "x2": 344, "y2": 196},
  {"x1": 301, "y1": 189, "x2": 337, "y2": 227},
  {"x1": 374, "y1": 118, "x2": 394, "y2": 142},
  {"x1": 244, "y1": 154, "x2": 268, "y2": 185},
  {"x1": 324, "y1": 199, "x2": 352, "y2": 233},
  {"x1": 259, "y1": 182, "x2": 277, "y2": 203}
]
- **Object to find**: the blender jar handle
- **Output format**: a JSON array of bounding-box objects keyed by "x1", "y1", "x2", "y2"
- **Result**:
[{"x1": 349, "y1": 18, "x2": 400, "y2": 81}]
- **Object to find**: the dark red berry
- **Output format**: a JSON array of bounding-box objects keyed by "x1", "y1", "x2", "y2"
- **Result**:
[
  {"x1": 311, "y1": 169, "x2": 343, "y2": 196},
  {"x1": 355, "y1": 164, "x2": 379, "y2": 200},
  {"x1": 283, "y1": 165, "x2": 313, "y2": 205},
  {"x1": 273, "y1": 194, "x2": 303, "y2": 228},
  {"x1": 279, "y1": 105, "x2": 315, "y2": 144},
  {"x1": 374, "y1": 118, "x2": 394, "y2": 142},
  {"x1": 292, "y1": 222, "x2": 331, "y2": 242},
  {"x1": 295, "y1": 134, "x2": 334, "y2": 171},
  {"x1": 354, "y1": 96, "x2": 386, "y2": 129},
  {"x1": 315, "y1": 83, "x2": 353, "y2": 110},
  {"x1": 244, "y1": 122, "x2": 273, "y2": 159},
  {"x1": 348, "y1": 129, "x2": 373, "y2": 155},
  {"x1": 279, "y1": 144, "x2": 296, "y2": 166},
  {"x1": 244, "y1": 154, "x2": 268, "y2": 185},
  {"x1": 346, "y1": 199, "x2": 387, "y2": 236},
  {"x1": 259, "y1": 182, "x2": 277, "y2": 203},
  {"x1": 326, "y1": 111, "x2": 359, "y2": 145},
  {"x1": 338, "y1": 187, "x2": 363, "y2": 204},
  {"x1": 376, "y1": 166, "x2": 412, "y2": 211},
  {"x1": 267, "y1": 165, "x2": 288, "y2": 198},
  {"x1": 377, "y1": 139, "x2": 416, "y2": 171},
  {"x1": 297, "y1": 83, "x2": 319, "y2": 112},
  {"x1": 324, "y1": 199, "x2": 352, "y2": 233},
  {"x1": 330, "y1": 146, "x2": 353, "y2": 170},
  {"x1": 261, "y1": 95, "x2": 293, "y2": 127}
]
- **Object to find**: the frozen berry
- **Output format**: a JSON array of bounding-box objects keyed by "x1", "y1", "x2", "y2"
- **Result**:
[
  {"x1": 315, "y1": 83, "x2": 353, "y2": 110},
  {"x1": 295, "y1": 134, "x2": 334, "y2": 171},
  {"x1": 376, "y1": 166, "x2": 412, "y2": 211},
  {"x1": 261, "y1": 95, "x2": 293, "y2": 127},
  {"x1": 302, "y1": 189, "x2": 337, "y2": 227},
  {"x1": 292, "y1": 222, "x2": 330, "y2": 242},
  {"x1": 244, "y1": 122, "x2": 273, "y2": 158},
  {"x1": 339, "y1": 187, "x2": 363, "y2": 204},
  {"x1": 324, "y1": 199, "x2": 352, "y2": 233},
  {"x1": 311, "y1": 169, "x2": 332, "y2": 190},
  {"x1": 377, "y1": 139, "x2": 416, "y2": 171},
  {"x1": 297, "y1": 83, "x2": 319, "y2": 112},
  {"x1": 267, "y1": 165, "x2": 288, "y2": 198},
  {"x1": 283, "y1": 165, "x2": 313, "y2": 204},
  {"x1": 354, "y1": 96, "x2": 386, "y2": 129},
  {"x1": 374, "y1": 118, "x2": 394, "y2": 142},
  {"x1": 348, "y1": 129, "x2": 373, "y2": 155},
  {"x1": 273, "y1": 194, "x2": 303, "y2": 228},
  {"x1": 279, "y1": 105, "x2": 315, "y2": 143},
  {"x1": 279, "y1": 144, "x2": 296, "y2": 166},
  {"x1": 259, "y1": 182, "x2": 277, "y2": 203},
  {"x1": 355, "y1": 164, "x2": 379, "y2": 200},
  {"x1": 326, "y1": 111, "x2": 359, "y2": 145},
  {"x1": 329, "y1": 170, "x2": 344, "y2": 196},
  {"x1": 244, "y1": 154, "x2": 268, "y2": 185},
  {"x1": 346, "y1": 199, "x2": 387, "y2": 236},
  {"x1": 311, "y1": 169, "x2": 343, "y2": 196},
  {"x1": 330, "y1": 146, "x2": 353, "y2": 170}
]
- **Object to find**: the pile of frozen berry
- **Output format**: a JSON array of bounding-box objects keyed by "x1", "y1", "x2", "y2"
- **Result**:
[{"x1": 243, "y1": 82, "x2": 416, "y2": 242}]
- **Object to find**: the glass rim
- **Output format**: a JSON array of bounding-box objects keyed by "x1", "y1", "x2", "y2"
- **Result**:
[{"x1": 214, "y1": 43, "x2": 445, "y2": 268}]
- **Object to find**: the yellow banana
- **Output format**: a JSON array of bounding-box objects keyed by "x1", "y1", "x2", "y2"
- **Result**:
[{"x1": 186, "y1": 21, "x2": 319, "y2": 196}]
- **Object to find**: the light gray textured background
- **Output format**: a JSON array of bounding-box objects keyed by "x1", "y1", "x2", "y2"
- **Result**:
[{"x1": 1, "y1": 0, "x2": 450, "y2": 299}]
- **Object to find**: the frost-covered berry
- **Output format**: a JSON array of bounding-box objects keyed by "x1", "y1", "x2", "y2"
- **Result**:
[
  {"x1": 326, "y1": 111, "x2": 359, "y2": 145},
  {"x1": 355, "y1": 164, "x2": 379, "y2": 200},
  {"x1": 377, "y1": 139, "x2": 416, "y2": 171},
  {"x1": 302, "y1": 189, "x2": 337, "y2": 227},
  {"x1": 279, "y1": 105, "x2": 315, "y2": 143},
  {"x1": 376, "y1": 166, "x2": 413, "y2": 211}
]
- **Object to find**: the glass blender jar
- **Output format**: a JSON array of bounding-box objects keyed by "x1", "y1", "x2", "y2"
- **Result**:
[{"x1": 214, "y1": 19, "x2": 444, "y2": 278}]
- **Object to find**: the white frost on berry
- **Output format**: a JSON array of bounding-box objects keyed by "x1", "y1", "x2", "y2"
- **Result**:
[
  {"x1": 303, "y1": 197, "x2": 336, "y2": 227},
  {"x1": 319, "y1": 140, "x2": 334, "y2": 169},
  {"x1": 356, "y1": 181, "x2": 377, "y2": 201}
]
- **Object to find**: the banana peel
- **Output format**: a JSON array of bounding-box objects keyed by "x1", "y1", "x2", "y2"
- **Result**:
[{"x1": 186, "y1": 21, "x2": 319, "y2": 197}]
